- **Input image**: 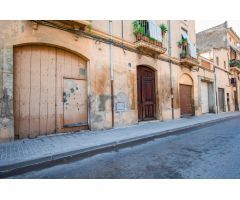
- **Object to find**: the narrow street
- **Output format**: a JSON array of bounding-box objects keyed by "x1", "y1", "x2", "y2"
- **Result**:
[{"x1": 9, "y1": 116, "x2": 240, "y2": 179}]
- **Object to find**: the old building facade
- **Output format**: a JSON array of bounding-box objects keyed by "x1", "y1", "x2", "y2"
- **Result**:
[
  {"x1": 0, "y1": 20, "x2": 239, "y2": 143},
  {"x1": 197, "y1": 21, "x2": 240, "y2": 114},
  {"x1": 0, "y1": 20, "x2": 202, "y2": 142}
]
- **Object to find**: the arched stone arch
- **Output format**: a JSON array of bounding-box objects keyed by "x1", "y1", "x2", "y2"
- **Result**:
[
  {"x1": 179, "y1": 73, "x2": 193, "y2": 86},
  {"x1": 10, "y1": 21, "x2": 91, "y2": 61},
  {"x1": 136, "y1": 54, "x2": 158, "y2": 71},
  {"x1": 13, "y1": 42, "x2": 89, "y2": 61},
  {"x1": 137, "y1": 64, "x2": 157, "y2": 72}
]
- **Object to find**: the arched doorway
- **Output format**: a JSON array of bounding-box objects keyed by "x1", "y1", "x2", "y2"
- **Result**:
[
  {"x1": 13, "y1": 45, "x2": 88, "y2": 139},
  {"x1": 137, "y1": 65, "x2": 156, "y2": 121},
  {"x1": 179, "y1": 74, "x2": 194, "y2": 117}
]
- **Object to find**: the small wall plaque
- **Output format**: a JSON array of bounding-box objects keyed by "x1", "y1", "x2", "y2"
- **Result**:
[{"x1": 116, "y1": 102, "x2": 125, "y2": 112}]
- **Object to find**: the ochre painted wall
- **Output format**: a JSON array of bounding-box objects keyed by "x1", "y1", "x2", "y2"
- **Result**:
[{"x1": 0, "y1": 20, "x2": 228, "y2": 143}]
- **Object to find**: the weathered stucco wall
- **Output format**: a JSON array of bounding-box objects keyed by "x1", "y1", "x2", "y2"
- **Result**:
[
  {"x1": 199, "y1": 45, "x2": 239, "y2": 114},
  {"x1": 0, "y1": 21, "x2": 15, "y2": 141},
  {"x1": 0, "y1": 20, "x2": 202, "y2": 142},
  {"x1": 195, "y1": 62, "x2": 216, "y2": 115},
  {"x1": 196, "y1": 22, "x2": 228, "y2": 53},
  {"x1": 215, "y1": 68, "x2": 232, "y2": 112},
  {"x1": 213, "y1": 48, "x2": 237, "y2": 112},
  {"x1": 214, "y1": 48, "x2": 229, "y2": 70}
]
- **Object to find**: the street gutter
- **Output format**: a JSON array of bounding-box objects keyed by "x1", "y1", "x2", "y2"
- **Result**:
[{"x1": 0, "y1": 114, "x2": 239, "y2": 178}]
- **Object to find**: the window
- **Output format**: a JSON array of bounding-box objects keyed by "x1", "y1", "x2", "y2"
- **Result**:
[
  {"x1": 138, "y1": 20, "x2": 150, "y2": 36},
  {"x1": 216, "y1": 56, "x2": 219, "y2": 65},
  {"x1": 137, "y1": 20, "x2": 162, "y2": 42},
  {"x1": 224, "y1": 61, "x2": 226, "y2": 68},
  {"x1": 181, "y1": 20, "x2": 188, "y2": 26},
  {"x1": 181, "y1": 28, "x2": 188, "y2": 39},
  {"x1": 181, "y1": 28, "x2": 189, "y2": 57}
]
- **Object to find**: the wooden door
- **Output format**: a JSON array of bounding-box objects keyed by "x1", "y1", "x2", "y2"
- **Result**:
[
  {"x1": 137, "y1": 66, "x2": 155, "y2": 121},
  {"x1": 13, "y1": 46, "x2": 56, "y2": 139},
  {"x1": 234, "y1": 91, "x2": 239, "y2": 111},
  {"x1": 180, "y1": 84, "x2": 193, "y2": 116},
  {"x1": 218, "y1": 88, "x2": 225, "y2": 112},
  {"x1": 14, "y1": 45, "x2": 88, "y2": 139},
  {"x1": 227, "y1": 93, "x2": 230, "y2": 111}
]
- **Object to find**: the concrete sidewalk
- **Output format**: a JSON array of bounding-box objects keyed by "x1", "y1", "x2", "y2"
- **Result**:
[{"x1": 1, "y1": 111, "x2": 240, "y2": 176}]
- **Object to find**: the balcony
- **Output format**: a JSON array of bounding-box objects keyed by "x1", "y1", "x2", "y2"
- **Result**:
[
  {"x1": 229, "y1": 59, "x2": 240, "y2": 73},
  {"x1": 230, "y1": 59, "x2": 240, "y2": 67},
  {"x1": 179, "y1": 43, "x2": 199, "y2": 67},
  {"x1": 133, "y1": 20, "x2": 167, "y2": 56}
]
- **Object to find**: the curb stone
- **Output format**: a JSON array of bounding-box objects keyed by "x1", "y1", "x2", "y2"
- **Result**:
[{"x1": 0, "y1": 114, "x2": 239, "y2": 178}]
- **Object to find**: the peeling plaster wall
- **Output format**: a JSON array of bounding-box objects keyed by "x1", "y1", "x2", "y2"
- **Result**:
[
  {"x1": 0, "y1": 20, "x2": 200, "y2": 142},
  {"x1": 160, "y1": 59, "x2": 172, "y2": 120},
  {"x1": 0, "y1": 21, "x2": 15, "y2": 142},
  {"x1": 112, "y1": 47, "x2": 137, "y2": 127}
]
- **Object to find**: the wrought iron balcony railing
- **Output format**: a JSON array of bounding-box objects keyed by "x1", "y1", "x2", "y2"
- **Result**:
[
  {"x1": 179, "y1": 43, "x2": 199, "y2": 67},
  {"x1": 229, "y1": 59, "x2": 240, "y2": 68},
  {"x1": 133, "y1": 20, "x2": 166, "y2": 55}
]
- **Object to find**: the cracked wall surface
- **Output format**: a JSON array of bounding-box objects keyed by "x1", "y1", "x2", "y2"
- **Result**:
[{"x1": 0, "y1": 20, "x2": 202, "y2": 142}]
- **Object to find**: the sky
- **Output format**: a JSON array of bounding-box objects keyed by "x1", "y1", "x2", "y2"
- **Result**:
[{"x1": 195, "y1": 20, "x2": 240, "y2": 35}]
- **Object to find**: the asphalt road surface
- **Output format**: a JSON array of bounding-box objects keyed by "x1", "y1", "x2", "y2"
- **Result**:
[{"x1": 9, "y1": 117, "x2": 240, "y2": 179}]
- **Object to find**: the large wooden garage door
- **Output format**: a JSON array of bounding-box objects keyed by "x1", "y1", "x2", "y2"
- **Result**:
[
  {"x1": 180, "y1": 84, "x2": 193, "y2": 116},
  {"x1": 14, "y1": 45, "x2": 88, "y2": 139},
  {"x1": 201, "y1": 81, "x2": 209, "y2": 113}
]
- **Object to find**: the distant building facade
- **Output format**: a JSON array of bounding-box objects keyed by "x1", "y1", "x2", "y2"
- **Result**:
[{"x1": 197, "y1": 21, "x2": 240, "y2": 114}]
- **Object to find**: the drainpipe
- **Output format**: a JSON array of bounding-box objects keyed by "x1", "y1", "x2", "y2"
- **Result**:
[
  {"x1": 109, "y1": 20, "x2": 114, "y2": 128},
  {"x1": 167, "y1": 20, "x2": 174, "y2": 119},
  {"x1": 236, "y1": 75, "x2": 239, "y2": 111},
  {"x1": 213, "y1": 49, "x2": 219, "y2": 114},
  {"x1": 214, "y1": 69, "x2": 219, "y2": 113}
]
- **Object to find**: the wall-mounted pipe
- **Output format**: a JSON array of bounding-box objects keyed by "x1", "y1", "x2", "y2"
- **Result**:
[
  {"x1": 109, "y1": 20, "x2": 114, "y2": 128},
  {"x1": 168, "y1": 20, "x2": 174, "y2": 120}
]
